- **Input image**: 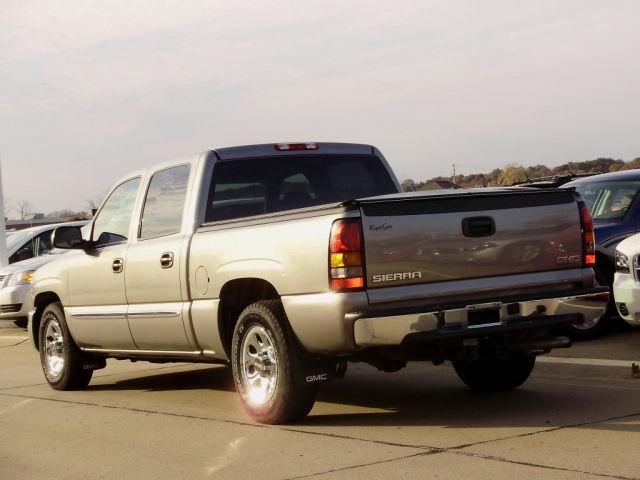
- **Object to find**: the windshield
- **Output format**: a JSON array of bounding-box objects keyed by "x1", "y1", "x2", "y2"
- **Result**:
[
  {"x1": 6, "y1": 229, "x2": 35, "y2": 252},
  {"x1": 576, "y1": 180, "x2": 640, "y2": 221}
]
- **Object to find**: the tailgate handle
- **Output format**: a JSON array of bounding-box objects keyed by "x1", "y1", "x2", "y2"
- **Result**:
[{"x1": 462, "y1": 217, "x2": 495, "y2": 237}]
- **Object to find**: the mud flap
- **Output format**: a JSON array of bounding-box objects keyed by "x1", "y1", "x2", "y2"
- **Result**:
[{"x1": 81, "y1": 358, "x2": 107, "y2": 371}]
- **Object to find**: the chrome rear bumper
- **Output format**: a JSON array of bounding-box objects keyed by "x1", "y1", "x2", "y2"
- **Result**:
[{"x1": 353, "y1": 289, "x2": 609, "y2": 348}]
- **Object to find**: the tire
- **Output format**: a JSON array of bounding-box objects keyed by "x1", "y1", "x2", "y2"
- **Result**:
[
  {"x1": 38, "y1": 302, "x2": 93, "y2": 390},
  {"x1": 568, "y1": 268, "x2": 610, "y2": 340},
  {"x1": 453, "y1": 353, "x2": 536, "y2": 392},
  {"x1": 231, "y1": 300, "x2": 317, "y2": 424},
  {"x1": 13, "y1": 319, "x2": 28, "y2": 329}
]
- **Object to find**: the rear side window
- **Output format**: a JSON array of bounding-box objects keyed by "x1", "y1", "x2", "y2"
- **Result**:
[
  {"x1": 205, "y1": 155, "x2": 397, "y2": 222},
  {"x1": 140, "y1": 165, "x2": 190, "y2": 239}
]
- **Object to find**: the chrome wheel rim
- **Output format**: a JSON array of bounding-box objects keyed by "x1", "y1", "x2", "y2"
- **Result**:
[
  {"x1": 44, "y1": 316, "x2": 65, "y2": 379},
  {"x1": 240, "y1": 324, "x2": 278, "y2": 407}
]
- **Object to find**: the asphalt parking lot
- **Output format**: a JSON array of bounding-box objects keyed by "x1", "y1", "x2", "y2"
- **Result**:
[{"x1": 1, "y1": 321, "x2": 639, "y2": 480}]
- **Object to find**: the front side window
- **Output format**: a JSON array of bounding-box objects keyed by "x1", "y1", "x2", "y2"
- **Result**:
[
  {"x1": 139, "y1": 165, "x2": 190, "y2": 239},
  {"x1": 92, "y1": 177, "x2": 141, "y2": 246},
  {"x1": 576, "y1": 181, "x2": 640, "y2": 221}
]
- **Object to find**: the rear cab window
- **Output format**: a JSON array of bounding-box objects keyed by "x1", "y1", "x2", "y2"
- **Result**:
[{"x1": 205, "y1": 155, "x2": 397, "y2": 222}]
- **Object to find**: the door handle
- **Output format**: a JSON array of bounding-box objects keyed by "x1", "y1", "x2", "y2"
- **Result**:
[
  {"x1": 160, "y1": 252, "x2": 174, "y2": 269},
  {"x1": 112, "y1": 258, "x2": 124, "y2": 273}
]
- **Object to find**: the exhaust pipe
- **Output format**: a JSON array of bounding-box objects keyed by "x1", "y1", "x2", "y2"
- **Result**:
[{"x1": 506, "y1": 336, "x2": 571, "y2": 354}]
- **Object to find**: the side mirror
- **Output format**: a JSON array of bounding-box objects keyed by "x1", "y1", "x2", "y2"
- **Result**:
[{"x1": 53, "y1": 226, "x2": 89, "y2": 250}]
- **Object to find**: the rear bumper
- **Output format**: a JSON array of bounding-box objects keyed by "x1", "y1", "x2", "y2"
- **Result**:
[{"x1": 352, "y1": 288, "x2": 609, "y2": 348}]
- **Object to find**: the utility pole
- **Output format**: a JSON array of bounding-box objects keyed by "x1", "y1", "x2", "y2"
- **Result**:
[
  {"x1": 451, "y1": 163, "x2": 457, "y2": 183},
  {"x1": 0, "y1": 156, "x2": 8, "y2": 266}
]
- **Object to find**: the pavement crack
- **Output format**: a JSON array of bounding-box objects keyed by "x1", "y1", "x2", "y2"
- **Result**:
[
  {"x1": 450, "y1": 410, "x2": 640, "y2": 450},
  {"x1": 283, "y1": 451, "x2": 440, "y2": 480},
  {"x1": 280, "y1": 426, "x2": 436, "y2": 450},
  {"x1": 0, "y1": 339, "x2": 29, "y2": 347},
  {"x1": 0, "y1": 391, "x2": 429, "y2": 451},
  {"x1": 452, "y1": 451, "x2": 640, "y2": 480}
]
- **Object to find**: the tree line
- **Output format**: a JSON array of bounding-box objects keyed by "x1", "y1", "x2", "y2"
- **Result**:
[{"x1": 402, "y1": 156, "x2": 640, "y2": 191}]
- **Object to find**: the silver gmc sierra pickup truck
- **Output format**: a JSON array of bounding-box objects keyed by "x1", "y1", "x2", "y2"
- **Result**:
[{"x1": 29, "y1": 142, "x2": 608, "y2": 424}]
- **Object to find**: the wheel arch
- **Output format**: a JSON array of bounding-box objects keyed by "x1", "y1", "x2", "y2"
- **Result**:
[
  {"x1": 217, "y1": 277, "x2": 282, "y2": 358},
  {"x1": 31, "y1": 291, "x2": 62, "y2": 350}
]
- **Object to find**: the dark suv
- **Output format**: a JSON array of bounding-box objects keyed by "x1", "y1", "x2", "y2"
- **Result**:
[{"x1": 564, "y1": 169, "x2": 640, "y2": 337}]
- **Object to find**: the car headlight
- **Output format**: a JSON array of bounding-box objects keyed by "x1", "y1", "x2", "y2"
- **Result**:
[
  {"x1": 7, "y1": 270, "x2": 36, "y2": 286},
  {"x1": 616, "y1": 250, "x2": 630, "y2": 273}
]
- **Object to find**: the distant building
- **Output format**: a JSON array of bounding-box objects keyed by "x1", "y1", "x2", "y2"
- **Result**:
[{"x1": 421, "y1": 180, "x2": 460, "y2": 190}]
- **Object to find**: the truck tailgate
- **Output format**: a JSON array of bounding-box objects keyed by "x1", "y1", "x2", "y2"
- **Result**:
[{"x1": 358, "y1": 189, "x2": 582, "y2": 289}]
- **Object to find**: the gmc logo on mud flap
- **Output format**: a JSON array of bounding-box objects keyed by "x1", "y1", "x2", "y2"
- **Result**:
[
  {"x1": 371, "y1": 271, "x2": 422, "y2": 283},
  {"x1": 305, "y1": 374, "x2": 328, "y2": 383},
  {"x1": 557, "y1": 255, "x2": 580, "y2": 265}
]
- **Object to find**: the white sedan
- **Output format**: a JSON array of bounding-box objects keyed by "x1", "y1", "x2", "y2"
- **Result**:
[
  {"x1": 613, "y1": 233, "x2": 640, "y2": 327},
  {"x1": 0, "y1": 252, "x2": 66, "y2": 328}
]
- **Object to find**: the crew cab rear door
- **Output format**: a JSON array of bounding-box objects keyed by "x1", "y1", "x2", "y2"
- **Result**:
[{"x1": 124, "y1": 164, "x2": 194, "y2": 351}]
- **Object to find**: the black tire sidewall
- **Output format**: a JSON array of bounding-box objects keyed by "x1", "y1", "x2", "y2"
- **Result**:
[
  {"x1": 231, "y1": 301, "x2": 316, "y2": 424},
  {"x1": 453, "y1": 353, "x2": 535, "y2": 392}
]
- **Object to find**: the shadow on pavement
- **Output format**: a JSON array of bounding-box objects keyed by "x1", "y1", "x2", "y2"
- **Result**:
[
  {"x1": 85, "y1": 360, "x2": 640, "y2": 433},
  {"x1": 87, "y1": 365, "x2": 236, "y2": 393}
]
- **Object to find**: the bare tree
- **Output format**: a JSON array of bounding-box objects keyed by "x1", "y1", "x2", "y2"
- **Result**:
[
  {"x1": 87, "y1": 190, "x2": 108, "y2": 215},
  {"x1": 401, "y1": 178, "x2": 416, "y2": 192},
  {"x1": 16, "y1": 199, "x2": 34, "y2": 220},
  {"x1": 3, "y1": 196, "x2": 13, "y2": 219}
]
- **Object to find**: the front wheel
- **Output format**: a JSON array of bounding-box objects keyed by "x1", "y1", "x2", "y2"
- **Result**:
[
  {"x1": 38, "y1": 302, "x2": 93, "y2": 390},
  {"x1": 453, "y1": 353, "x2": 536, "y2": 392},
  {"x1": 231, "y1": 300, "x2": 317, "y2": 424}
]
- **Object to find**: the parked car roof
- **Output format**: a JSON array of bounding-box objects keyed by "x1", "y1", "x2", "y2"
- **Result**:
[{"x1": 564, "y1": 169, "x2": 640, "y2": 187}]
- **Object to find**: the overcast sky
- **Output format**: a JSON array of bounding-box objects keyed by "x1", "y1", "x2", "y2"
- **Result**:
[{"x1": 1, "y1": 0, "x2": 639, "y2": 215}]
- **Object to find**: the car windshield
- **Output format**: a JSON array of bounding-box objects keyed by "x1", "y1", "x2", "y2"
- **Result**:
[
  {"x1": 5, "y1": 229, "x2": 36, "y2": 251},
  {"x1": 575, "y1": 180, "x2": 640, "y2": 221}
]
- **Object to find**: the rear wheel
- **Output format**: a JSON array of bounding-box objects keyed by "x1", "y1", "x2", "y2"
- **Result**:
[
  {"x1": 231, "y1": 300, "x2": 317, "y2": 424},
  {"x1": 38, "y1": 302, "x2": 93, "y2": 390},
  {"x1": 453, "y1": 353, "x2": 536, "y2": 392}
]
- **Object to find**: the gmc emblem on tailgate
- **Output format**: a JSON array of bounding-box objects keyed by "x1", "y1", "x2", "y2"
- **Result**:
[
  {"x1": 372, "y1": 271, "x2": 423, "y2": 283},
  {"x1": 557, "y1": 255, "x2": 580, "y2": 265}
]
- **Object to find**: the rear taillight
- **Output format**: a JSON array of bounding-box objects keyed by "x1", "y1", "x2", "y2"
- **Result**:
[
  {"x1": 275, "y1": 143, "x2": 318, "y2": 151},
  {"x1": 329, "y1": 219, "x2": 365, "y2": 291},
  {"x1": 578, "y1": 200, "x2": 596, "y2": 267}
]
